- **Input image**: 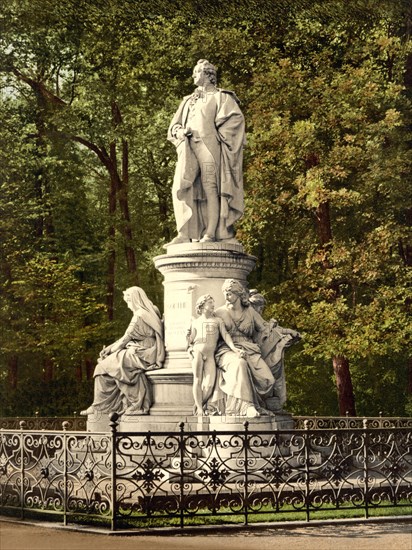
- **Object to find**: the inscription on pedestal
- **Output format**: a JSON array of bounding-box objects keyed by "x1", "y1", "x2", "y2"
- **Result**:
[{"x1": 164, "y1": 285, "x2": 195, "y2": 351}]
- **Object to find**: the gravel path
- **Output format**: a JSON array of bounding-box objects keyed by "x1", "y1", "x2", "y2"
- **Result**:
[{"x1": 1, "y1": 519, "x2": 411, "y2": 550}]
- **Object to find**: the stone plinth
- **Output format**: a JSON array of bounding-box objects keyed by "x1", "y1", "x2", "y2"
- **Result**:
[
  {"x1": 149, "y1": 241, "x2": 256, "y2": 415},
  {"x1": 85, "y1": 411, "x2": 296, "y2": 470},
  {"x1": 86, "y1": 410, "x2": 294, "y2": 435},
  {"x1": 154, "y1": 241, "x2": 256, "y2": 361}
]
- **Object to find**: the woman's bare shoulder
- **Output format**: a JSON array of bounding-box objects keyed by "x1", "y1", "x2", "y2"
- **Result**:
[{"x1": 214, "y1": 305, "x2": 229, "y2": 317}]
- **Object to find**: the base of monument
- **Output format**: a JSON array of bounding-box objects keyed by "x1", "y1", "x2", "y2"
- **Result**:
[{"x1": 86, "y1": 410, "x2": 294, "y2": 433}]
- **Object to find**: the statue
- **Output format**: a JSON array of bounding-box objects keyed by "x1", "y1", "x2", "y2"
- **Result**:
[
  {"x1": 249, "y1": 289, "x2": 301, "y2": 412},
  {"x1": 167, "y1": 59, "x2": 245, "y2": 244},
  {"x1": 210, "y1": 280, "x2": 276, "y2": 417},
  {"x1": 81, "y1": 287, "x2": 164, "y2": 416},
  {"x1": 187, "y1": 294, "x2": 243, "y2": 416}
]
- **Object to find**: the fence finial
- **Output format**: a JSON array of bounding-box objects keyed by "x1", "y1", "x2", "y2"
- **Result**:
[{"x1": 109, "y1": 412, "x2": 119, "y2": 432}]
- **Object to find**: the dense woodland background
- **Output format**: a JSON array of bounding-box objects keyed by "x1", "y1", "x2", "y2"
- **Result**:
[{"x1": 0, "y1": 0, "x2": 411, "y2": 418}]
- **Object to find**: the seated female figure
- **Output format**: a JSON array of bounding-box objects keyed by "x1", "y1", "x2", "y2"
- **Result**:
[
  {"x1": 81, "y1": 286, "x2": 164, "y2": 416},
  {"x1": 212, "y1": 279, "x2": 275, "y2": 417}
]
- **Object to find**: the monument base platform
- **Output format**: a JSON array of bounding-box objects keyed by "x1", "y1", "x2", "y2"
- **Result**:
[{"x1": 86, "y1": 410, "x2": 294, "y2": 433}]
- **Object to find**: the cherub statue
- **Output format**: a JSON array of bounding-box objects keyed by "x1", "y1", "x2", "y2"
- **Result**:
[{"x1": 187, "y1": 294, "x2": 243, "y2": 415}]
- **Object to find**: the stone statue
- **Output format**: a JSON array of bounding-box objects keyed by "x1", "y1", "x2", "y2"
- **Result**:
[
  {"x1": 167, "y1": 59, "x2": 245, "y2": 244},
  {"x1": 186, "y1": 294, "x2": 243, "y2": 416},
  {"x1": 81, "y1": 287, "x2": 164, "y2": 417},
  {"x1": 249, "y1": 289, "x2": 301, "y2": 412},
  {"x1": 210, "y1": 279, "x2": 276, "y2": 417}
]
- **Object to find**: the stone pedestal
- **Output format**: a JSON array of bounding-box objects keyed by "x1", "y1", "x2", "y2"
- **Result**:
[
  {"x1": 86, "y1": 409, "x2": 294, "y2": 434},
  {"x1": 149, "y1": 241, "x2": 256, "y2": 415},
  {"x1": 85, "y1": 411, "x2": 296, "y2": 471},
  {"x1": 154, "y1": 241, "x2": 256, "y2": 359}
]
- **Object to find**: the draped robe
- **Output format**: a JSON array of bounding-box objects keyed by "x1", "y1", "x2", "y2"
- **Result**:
[{"x1": 168, "y1": 88, "x2": 245, "y2": 241}]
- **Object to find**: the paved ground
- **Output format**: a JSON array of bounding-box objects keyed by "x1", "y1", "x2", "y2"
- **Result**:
[{"x1": 1, "y1": 520, "x2": 411, "y2": 550}]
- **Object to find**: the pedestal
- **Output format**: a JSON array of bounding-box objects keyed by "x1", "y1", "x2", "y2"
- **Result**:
[
  {"x1": 149, "y1": 241, "x2": 256, "y2": 415},
  {"x1": 154, "y1": 241, "x2": 256, "y2": 359}
]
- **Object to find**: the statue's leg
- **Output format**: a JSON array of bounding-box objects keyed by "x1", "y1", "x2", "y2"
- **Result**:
[
  {"x1": 191, "y1": 350, "x2": 205, "y2": 415},
  {"x1": 80, "y1": 374, "x2": 124, "y2": 415},
  {"x1": 202, "y1": 355, "x2": 217, "y2": 405},
  {"x1": 192, "y1": 140, "x2": 220, "y2": 240},
  {"x1": 169, "y1": 142, "x2": 198, "y2": 243}
]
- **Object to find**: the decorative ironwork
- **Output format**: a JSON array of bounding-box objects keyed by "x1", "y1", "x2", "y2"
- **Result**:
[
  {"x1": 1, "y1": 419, "x2": 411, "y2": 530},
  {"x1": 293, "y1": 416, "x2": 412, "y2": 430},
  {"x1": 0, "y1": 417, "x2": 87, "y2": 431}
]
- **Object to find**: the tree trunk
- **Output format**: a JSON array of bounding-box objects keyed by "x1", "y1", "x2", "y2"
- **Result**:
[
  {"x1": 85, "y1": 357, "x2": 94, "y2": 380},
  {"x1": 408, "y1": 356, "x2": 412, "y2": 394},
  {"x1": 120, "y1": 138, "x2": 138, "y2": 277},
  {"x1": 315, "y1": 200, "x2": 333, "y2": 247},
  {"x1": 43, "y1": 357, "x2": 54, "y2": 383},
  {"x1": 146, "y1": 150, "x2": 171, "y2": 242},
  {"x1": 315, "y1": 198, "x2": 356, "y2": 413},
  {"x1": 332, "y1": 355, "x2": 356, "y2": 416},
  {"x1": 399, "y1": 208, "x2": 412, "y2": 398},
  {"x1": 107, "y1": 174, "x2": 117, "y2": 321},
  {"x1": 75, "y1": 363, "x2": 82, "y2": 382},
  {"x1": 8, "y1": 356, "x2": 18, "y2": 389},
  {"x1": 111, "y1": 102, "x2": 138, "y2": 279}
]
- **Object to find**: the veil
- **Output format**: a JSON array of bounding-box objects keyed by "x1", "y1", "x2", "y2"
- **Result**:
[{"x1": 126, "y1": 286, "x2": 165, "y2": 366}]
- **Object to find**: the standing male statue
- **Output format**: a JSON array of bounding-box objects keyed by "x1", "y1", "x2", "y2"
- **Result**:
[{"x1": 167, "y1": 59, "x2": 246, "y2": 244}]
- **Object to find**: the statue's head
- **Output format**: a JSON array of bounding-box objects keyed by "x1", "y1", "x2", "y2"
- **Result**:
[
  {"x1": 123, "y1": 286, "x2": 153, "y2": 313},
  {"x1": 249, "y1": 290, "x2": 266, "y2": 315},
  {"x1": 221, "y1": 279, "x2": 250, "y2": 307},
  {"x1": 195, "y1": 294, "x2": 214, "y2": 315},
  {"x1": 193, "y1": 59, "x2": 217, "y2": 86}
]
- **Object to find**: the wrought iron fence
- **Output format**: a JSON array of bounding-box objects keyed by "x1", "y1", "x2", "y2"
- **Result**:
[
  {"x1": 1, "y1": 416, "x2": 411, "y2": 531},
  {"x1": 2, "y1": 415, "x2": 411, "y2": 432},
  {"x1": 293, "y1": 416, "x2": 412, "y2": 430},
  {"x1": 0, "y1": 417, "x2": 87, "y2": 431}
]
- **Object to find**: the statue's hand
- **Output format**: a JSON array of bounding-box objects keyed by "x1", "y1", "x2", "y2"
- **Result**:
[
  {"x1": 99, "y1": 346, "x2": 111, "y2": 359},
  {"x1": 175, "y1": 128, "x2": 186, "y2": 140}
]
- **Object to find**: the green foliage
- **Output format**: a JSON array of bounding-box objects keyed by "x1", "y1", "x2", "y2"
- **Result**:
[
  {"x1": 0, "y1": 0, "x2": 410, "y2": 416},
  {"x1": 0, "y1": 374, "x2": 93, "y2": 417}
]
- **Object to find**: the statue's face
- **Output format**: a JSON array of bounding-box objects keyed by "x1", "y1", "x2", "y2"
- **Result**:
[
  {"x1": 202, "y1": 298, "x2": 215, "y2": 314},
  {"x1": 224, "y1": 290, "x2": 239, "y2": 305},
  {"x1": 254, "y1": 304, "x2": 264, "y2": 315},
  {"x1": 123, "y1": 291, "x2": 133, "y2": 310},
  {"x1": 192, "y1": 64, "x2": 207, "y2": 86}
]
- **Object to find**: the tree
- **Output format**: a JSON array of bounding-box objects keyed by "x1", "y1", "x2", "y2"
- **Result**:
[
  {"x1": 0, "y1": 0, "x2": 410, "y2": 416},
  {"x1": 242, "y1": 9, "x2": 412, "y2": 415}
]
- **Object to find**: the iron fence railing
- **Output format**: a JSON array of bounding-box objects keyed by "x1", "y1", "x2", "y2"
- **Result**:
[
  {"x1": 2, "y1": 415, "x2": 411, "y2": 432},
  {"x1": 0, "y1": 417, "x2": 87, "y2": 431},
  {"x1": 0, "y1": 416, "x2": 411, "y2": 530},
  {"x1": 293, "y1": 416, "x2": 412, "y2": 430}
]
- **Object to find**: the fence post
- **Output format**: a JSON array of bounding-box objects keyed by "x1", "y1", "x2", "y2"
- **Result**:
[
  {"x1": 179, "y1": 422, "x2": 185, "y2": 529},
  {"x1": 62, "y1": 421, "x2": 69, "y2": 526},
  {"x1": 243, "y1": 421, "x2": 249, "y2": 526},
  {"x1": 363, "y1": 418, "x2": 369, "y2": 519},
  {"x1": 304, "y1": 420, "x2": 310, "y2": 522},
  {"x1": 19, "y1": 420, "x2": 26, "y2": 520},
  {"x1": 109, "y1": 412, "x2": 119, "y2": 531}
]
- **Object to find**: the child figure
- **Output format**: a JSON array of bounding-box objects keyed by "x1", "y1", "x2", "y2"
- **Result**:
[{"x1": 187, "y1": 294, "x2": 243, "y2": 416}]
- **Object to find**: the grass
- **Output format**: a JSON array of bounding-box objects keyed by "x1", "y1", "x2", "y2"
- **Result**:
[{"x1": 2, "y1": 501, "x2": 411, "y2": 530}]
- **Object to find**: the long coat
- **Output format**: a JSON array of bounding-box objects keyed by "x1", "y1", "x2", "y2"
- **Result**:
[{"x1": 168, "y1": 89, "x2": 246, "y2": 241}]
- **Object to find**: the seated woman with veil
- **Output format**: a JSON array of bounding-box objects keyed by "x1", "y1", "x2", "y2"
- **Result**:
[{"x1": 81, "y1": 286, "x2": 164, "y2": 416}]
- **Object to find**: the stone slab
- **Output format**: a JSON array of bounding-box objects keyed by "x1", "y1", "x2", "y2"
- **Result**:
[{"x1": 87, "y1": 411, "x2": 294, "y2": 433}]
